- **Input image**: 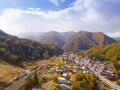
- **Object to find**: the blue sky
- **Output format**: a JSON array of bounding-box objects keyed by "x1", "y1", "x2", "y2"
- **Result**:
[
  {"x1": 0, "y1": 0, "x2": 120, "y2": 37},
  {"x1": 0, "y1": 0, "x2": 75, "y2": 11}
]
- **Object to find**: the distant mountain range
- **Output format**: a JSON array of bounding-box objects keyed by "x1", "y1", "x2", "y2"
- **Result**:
[
  {"x1": 63, "y1": 31, "x2": 116, "y2": 51},
  {"x1": 17, "y1": 32, "x2": 44, "y2": 39},
  {"x1": 19, "y1": 31, "x2": 116, "y2": 51},
  {"x1": 61, "y1": 31, "x2": 76, "y2": 41},
  {"x1": 113, "y1": 37, "x2": 120, "y2": 41},
  {"x1": 34, "y1": 31, "x2": 65, "y2": 47},
  {"x1": 0, "y1": 30, "x2": 63, "y2": 64},
  {"x1": 18, "y1": 31, "x2": 75, "y2": 46}
]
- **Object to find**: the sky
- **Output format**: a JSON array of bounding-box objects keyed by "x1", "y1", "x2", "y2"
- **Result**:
[{"x1": 0, "y1": 0, "x2": 120, "y2": 37}]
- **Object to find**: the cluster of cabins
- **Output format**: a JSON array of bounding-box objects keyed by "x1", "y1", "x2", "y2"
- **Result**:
[
  {"x1": 61, "y1": 53, "x2": 116, "y2": 81},
  {"x1": 79, "y1": 58, "x2": 116, "y2": 80},
  {"x1": 45, "y1": 54, "x2": 96, "y2": 90},
  {"x1": 93, "y1": 61, "x2": 116, "y2": 80},
  {"x1": 47, "y1": 65, "x2": 70, "y2": 90},
  {"x1": 58, "y1": 73, "x2": 70, "y2": 90},
  {"x1": 61, "y1": 54, "x2": 94, "y2": 74}
]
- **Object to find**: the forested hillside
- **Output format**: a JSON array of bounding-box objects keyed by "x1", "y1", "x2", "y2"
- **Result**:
[
  {"x1": 85, "y1": 41, "x2": 120, "y2": 71},
  {"x1": 0, "y1": 30, "x2": 63, "y2": 64},
  {"x1": 63, "y1": 31, "x2": 116, "y2": 51}
]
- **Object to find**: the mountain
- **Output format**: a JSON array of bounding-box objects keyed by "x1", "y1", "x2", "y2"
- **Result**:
[
  {"x1": 0, "y1": 30, "x2": 63, "y2": 64},
  {"x1": 32, "y1": 31, "x2": 75, "y2": 47},
  {"x1": 17, "y1": 32, "x2": 44, "y2": 40},
  {"x1": 34, "y1": 31, "x2": 65, "y2": 47},
  {"x1": 61, "y1": 31, "x2": 76, "y2": 41},
  {"x1": 17, "y1": 31, "x2": 116, "y2": 52},
  {"x1": 63, "y1": 31, "x2": 116, "y2": 51},
  {"x1": 113, "y1": 37, "x2": 120, "y2": 41},
  {"x1": 17, "y1": 31, "x2": 75, "y2": 48}
]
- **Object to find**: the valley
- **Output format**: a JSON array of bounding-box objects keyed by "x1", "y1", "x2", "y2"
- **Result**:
[
  {"x1": 0, "y1": 0, "x2": 120, "y2": 90},
  {"x1": 0, "y1": 30, "x2": 119, "y2": 90},
  {"x1": 3, "y1": 54, "x2": 120, "y2": 90}
]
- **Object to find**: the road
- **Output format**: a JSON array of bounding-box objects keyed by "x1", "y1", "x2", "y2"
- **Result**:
[
  {"x1": 4, "y1": 65, "x2": 45, "y2": 90},
  {"x1": 89, "y1": 67, "x2": 120, "y2": 90},
  {"x1": 5, "y1": 78, "x2": 26, "y2": 90},
  {"x1": 98, "y1": 74, "x2": 120, "y2": 90}
]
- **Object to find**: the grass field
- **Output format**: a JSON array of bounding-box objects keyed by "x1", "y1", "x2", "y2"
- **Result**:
[{"x1": 0, "y1": 59, "x2": 22, "y2": 83}]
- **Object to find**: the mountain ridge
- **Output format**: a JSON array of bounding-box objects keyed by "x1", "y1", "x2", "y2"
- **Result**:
[
  {"x1": 0, "y1": 29, "x2": 63, "y2": 64},
  {"x1": 16, "y1": 31, "x2": 116, "y2": 51},
  {"x1": 34, "y1": 31, "x2": 65, "y2": 47},
  {"x1": 63, "y1": 31, "x2": 116, "y2": 51}
]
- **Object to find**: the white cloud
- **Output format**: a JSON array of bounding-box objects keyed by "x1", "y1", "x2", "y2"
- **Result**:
[
  {"x1": 49, "y1": 0, "x2": 65, "y2": 6},
  {"x1": 107, "y1": 32, "x2": 120, "y2": 37},
  {"x1": 0, "y1": 0, "x2": 120, "y2": 37}
]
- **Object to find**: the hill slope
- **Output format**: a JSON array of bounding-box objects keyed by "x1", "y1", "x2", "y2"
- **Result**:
[
  {"x1": 85, "y1": 41, "x2": 120, "y2": 70},
  {"x1": 0, "y1": 59, "x2": 22, "y2": 84},
  {"x1": 63, "y1": 31, "x2": 116, "y2": 51},
  {"x1": 34, "y1": 31, "x2": 65, "y2": 47},
  {"x1": 61, "y1": 31, "x2": 76, "y2": 41},
  {"x1": 0, "y1": 30, "x2": 63, "y2": 64},
  {"x1": 85, "y1": 41, "x2": 120, "y2": 62},
  {"x1": 29, "y1": 31, "x2": 75, "y2": 47}
]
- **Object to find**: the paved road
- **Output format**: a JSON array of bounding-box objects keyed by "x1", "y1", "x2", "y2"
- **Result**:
[
  {"x1": 4, "y1": 65, "x2": 44, "y2": 90},
  {"x1": 89, "y1": 67, "x2": 120, "y2": 90},
  {"x1": 99, "y1": 75, "x2": 120, "y2": 90},
  {"x1": 5, "y1": 78, "x2": 25, "y2": 90}
]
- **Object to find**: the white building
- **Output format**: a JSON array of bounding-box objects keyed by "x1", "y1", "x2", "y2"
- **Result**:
[{"x1": 58, "y1": 77, "x2": 67, "y2": 84}]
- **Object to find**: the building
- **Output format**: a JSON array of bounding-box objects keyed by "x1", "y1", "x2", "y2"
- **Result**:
[
  {"x1": 60, "y1": 84, "x2": 70, "y2": 90},
  {"x1": 58, "y1": 77, "x2": 67, "y2": 84}
]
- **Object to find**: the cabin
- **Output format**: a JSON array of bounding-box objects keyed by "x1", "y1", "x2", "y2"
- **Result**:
[
  {"x1": 72, "y1": 69, "x2": 77, "y2": 73},
  {"x1": 62, "y1": 73, "x2": 67, "y2": 78},
  {"x1": 58, "y1": 77, "x2": 67, "y2": 84},
  {"x1": 59, "y1": 66, "x2": 68, "y2": 72},
  {"x1": 82, "y1": 66, "x2": 94, "y2": 74},
  {"x1": 60, "y1": 84, "x2": 70, "y2": 90}
]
